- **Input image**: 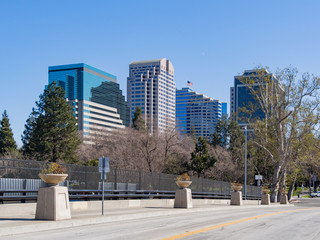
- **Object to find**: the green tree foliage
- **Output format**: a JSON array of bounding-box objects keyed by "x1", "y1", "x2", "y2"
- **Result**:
[
  {"x1": 189, "y1": 125, "x2": 197, "y2": 143},
  {"x1": 22, "y1": 109, "x2": 35, "y2": 158},
  {"x1": 211, "y1": 117, "x2": 244, "y2": 148},
  {"x1": 211, "y1": 115, "x2": 229, "y2": 148},
  {"x1": 211, "y1": 117, "x2": 244, "y2": 164},
  {"x1": 0, "y1": 110, "x2": 17, "y2": 155},
  {"x1": 86, "y1": 159, "x2": 99, "y2": 166},
  {"x1": 132, "y1": 107, "x2": 146, "y2": 131},
  {"x1": 188, "y1": 136, "x2": 216, "y2": 177},
  {"x1": 228, "y1": 119, "x2": 245, "y2": 162},
  {"x1": 22, "y1": 82, "x2": 80, "y2": 163}
]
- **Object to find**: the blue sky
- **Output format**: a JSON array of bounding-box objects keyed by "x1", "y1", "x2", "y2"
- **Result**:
[{"x1": 1, "y1": 0, "x2": 320, "y2": 146}]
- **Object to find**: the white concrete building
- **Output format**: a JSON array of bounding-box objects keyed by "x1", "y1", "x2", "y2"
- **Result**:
[{"x1": 127, "y1": 58, "x2": 176, "y2": 134}]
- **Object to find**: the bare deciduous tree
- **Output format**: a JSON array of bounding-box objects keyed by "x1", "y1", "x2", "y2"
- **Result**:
[{"x1": 239, "y1": 67, "x2": 320, "y2": 202}]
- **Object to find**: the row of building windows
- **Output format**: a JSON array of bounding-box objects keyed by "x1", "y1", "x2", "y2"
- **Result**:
[
  {"x1": 84, "y1": 115, "x2": 123, "y2": 126},
  {"x1": 83, "y1": 109, "x2": 122, "y2": 121},
  {"x1": 83, "y1": 121, "x2": 118, "y2": 129},
  {"x1": 130, "y1": 65, "x2": 160, "y2": 69}
]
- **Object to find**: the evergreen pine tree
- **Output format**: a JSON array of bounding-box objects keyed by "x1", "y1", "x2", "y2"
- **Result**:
[
  {"x1": 132, "y1": 107, "x2": 146, "y2": 131},
  {"x1": 229, "y1": 119, "x2": 245, "y2": 164},
  {"x1": 22, "y1": 82, "x2": 80, "y2": 163},
  {"x1": 211, "y1": 115, "x2": 229, "y2": 148},
  {"x1": 229, "y1": 120, "x2": 245, "y2": 153},
  {"x1": 0, "y1": 110, "x2": 17, "y2": 155},
  {"x1": 189, "y1": 125, "x2": 197, "y2": 143},
  {"x1": 188, "y1": 136, "x2": 216, "y2": 177},
  {"x1": 22, "y1": 108, "x2": 40, "y2": 158}
]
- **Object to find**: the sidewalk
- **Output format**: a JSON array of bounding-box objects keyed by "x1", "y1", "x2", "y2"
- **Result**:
[{"x1": 0, "y1": 200, "x2": 293, "y2": 237}]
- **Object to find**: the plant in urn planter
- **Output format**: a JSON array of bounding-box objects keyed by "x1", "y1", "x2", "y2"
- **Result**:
[
  {"x1": 39, "y1": 162, "x2": 68, "y2": 185},
  {"x1": 281, "y1": 188, "x2": 287, "y2": 195},
  {"x1": 231, "y1": 182, "x2": 243, "y2": 192},
  {"x1": 175, "y1": 173, "x2": 192, "y2": 189},
  {"x1": 262, "y1": 186, "x2": 270, "y2": 194}
]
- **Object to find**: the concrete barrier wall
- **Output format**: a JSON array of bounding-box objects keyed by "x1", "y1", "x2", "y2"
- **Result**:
[
  {"x1": 0, "y1": 198, "x2": 262, "y2": 218},
  {"x1": 1, "y1": 198, "x2": 255, "y2": 218},
  {"x1": 1, "y1": 202, "x2": 37, "y2": 217}
]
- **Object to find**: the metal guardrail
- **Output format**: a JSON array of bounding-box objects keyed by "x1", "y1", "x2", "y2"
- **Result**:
[{"x1": 0, "y1": 189, "x2": 261, "y2": 203}]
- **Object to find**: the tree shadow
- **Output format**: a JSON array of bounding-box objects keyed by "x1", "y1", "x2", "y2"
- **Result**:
[{"x1": 0, "y1": 217, "x2": 34, "y2": 221}]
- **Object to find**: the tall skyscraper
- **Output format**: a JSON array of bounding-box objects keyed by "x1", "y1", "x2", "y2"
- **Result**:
[
  {"x1": 48, "y1": 63, "x2": 129, "y2": 137},
  {"x1": 127, "y1": 58, "x2": 176, "y2": 134},
  {"x1": 230, "y1": 69, "x2": 279, "y2": 126},
  {"x1": 176, "y1": 87, "x2": 227, "y2": 138}
]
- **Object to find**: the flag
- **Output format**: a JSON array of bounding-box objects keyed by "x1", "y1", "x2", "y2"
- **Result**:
[{"x1": 187, "y1": 81, "x2": 193, "y2": 87}]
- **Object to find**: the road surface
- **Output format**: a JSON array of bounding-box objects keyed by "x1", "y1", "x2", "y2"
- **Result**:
[{"x1": 2, "y1": 198, "x2": 320, "y2": 240}]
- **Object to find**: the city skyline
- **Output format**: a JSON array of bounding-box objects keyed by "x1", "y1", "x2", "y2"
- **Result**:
[{"x1": 1, "y1": 1, "x2": 320, "y2": 146}]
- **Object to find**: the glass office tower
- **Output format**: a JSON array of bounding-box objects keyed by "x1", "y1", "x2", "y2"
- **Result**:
[
  {"x1": 230, "y1": 69, "x2": 279, "y2": 127},
  {"x1": 176, "y1": 87, "x2": 227, "y2": 138},
  {"x1": 48, "y1": 63, "x2": 129, "y2": 137}
]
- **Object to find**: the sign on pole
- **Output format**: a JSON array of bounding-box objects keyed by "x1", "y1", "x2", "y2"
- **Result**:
[
  {"x1": 98, "y1": 157, "x2": 110, "y2": 216},
  {"x1": 99, "y1": 157, "x2": 110, "y2": 180},
  {"x1": 255, "y1": 175, "x2": 262, "y2": 180},
  {"x1": 255, "y1": 175, "x2": 262, "y2": 187}
]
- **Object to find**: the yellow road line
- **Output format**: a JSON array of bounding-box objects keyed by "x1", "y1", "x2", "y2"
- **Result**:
[{"x1": 162, "y1": 208, "x2": 313, "y2": 240}]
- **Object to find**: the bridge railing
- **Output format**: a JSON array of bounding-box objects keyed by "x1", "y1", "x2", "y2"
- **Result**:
[
  {"x1": 0, "y1": 158, "x2": 261, "y2": 201},
  {"x1": 0, "y1": 189, "x2": 261, "y2": 203}
]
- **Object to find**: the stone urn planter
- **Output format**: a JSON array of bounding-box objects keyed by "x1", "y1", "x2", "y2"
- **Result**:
[
  {"x1": 174, "y1": 173, "x2": 192, "y2": 208},
  {"x1": 36, "y1": 163, "x2": 71, "y2": 220},
  {"x1": 175, "y1": 180, "x2": 192, "y2": 189},
  {"x1": 231, "y1": 183, "x2": 243, "y2": 192},
  {"x1": 39, "y1": 174, "x2": 68, "y2": 186},
  {"x1": 230, "y1": 183, "x2": 243, "y2": 206},
  {"x1": 261, "y1": 187, "x2": 270, "y2": 205}
]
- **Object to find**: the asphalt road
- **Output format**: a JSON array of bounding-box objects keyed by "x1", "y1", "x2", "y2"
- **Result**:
[{"x1": 2, "y1": 199, "x2": 320, "y2": 240}]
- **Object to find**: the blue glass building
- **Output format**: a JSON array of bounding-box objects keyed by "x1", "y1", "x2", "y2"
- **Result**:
[
  {"x1": 48, "y1": 63, "x2": 129, "y2": 137},
  {"x1": 176, "y1": 87, "x2": 227, "y2": 138},
  {"x1": 230, "y1": 69, "x2": 279, "y2": 126}
]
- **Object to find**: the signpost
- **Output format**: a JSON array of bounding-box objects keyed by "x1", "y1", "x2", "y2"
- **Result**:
[
  {"x1": 255, "y1": 175, "x2": 263, "y2": 205},
  {"x1": 99, "y1": 157, "x2": 110, "y2": 216}
]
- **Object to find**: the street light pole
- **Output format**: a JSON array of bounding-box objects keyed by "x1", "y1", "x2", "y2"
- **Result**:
[{"x1": 244, "y1": 125, "x2": 248, "y2": 200}]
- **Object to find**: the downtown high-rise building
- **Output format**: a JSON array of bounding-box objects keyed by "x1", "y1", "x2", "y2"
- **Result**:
[
  {"x1": 48, "y1": 63, "x2": 129, "y2": 138},
  {"x1": 127, "y1": 58, "x2": 176, "y2": 134},
  {"x1": 230, "y1": 69, "x2": 279, "y2": 127},
  {"x1": 176, "y1": 87, "x2": 227, "y2": 138}
]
